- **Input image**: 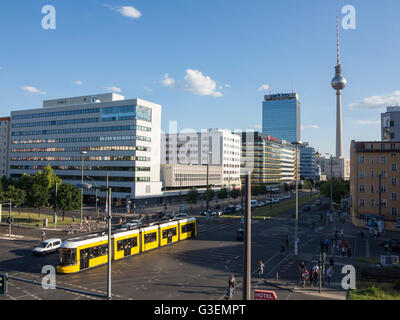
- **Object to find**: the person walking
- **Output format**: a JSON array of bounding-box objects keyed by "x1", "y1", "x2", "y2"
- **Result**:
[
  {"x1": 326, "y1": 266, "x2": 333, "y2": 287},
  {"x1": 227, "y1": 275, "x2": 236, "y2": 300},
  {"x1": 280, "y1": 245, "x2": 286, "y2": 257},
  {"x1": 301, "y1": 268, "x2": 309, "y2": 288},
  {"x1": 299, "y1": 260, "x2": 306, "y2": 282},
  {"x1": 258, "y1": 260, "x2": 265, "y2": 278},
  {"x1": 41, "y1": 230, "x2": 46, "y2": 241},
  {"x1": 341, "y1": 246, "x2": 346, "y2": 257}
]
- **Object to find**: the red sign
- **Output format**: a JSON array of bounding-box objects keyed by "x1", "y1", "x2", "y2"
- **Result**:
[{"x1": 253, "y1": 290, "x2": 277, "y2": 300}]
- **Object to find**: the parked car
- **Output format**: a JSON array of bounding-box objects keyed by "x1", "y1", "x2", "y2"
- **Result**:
[
  {"x1": 235, "y1": 205, "x2": 242, "y2": 211},
  {"x1": 315, "y1": 199, "x2": 321, "y2": 205},
  {"x1": 224, "y1": 207, "x2": 235, "y2": 214},
  {"x1": 271, "y1": 198, "x2": 280, "y2": 204},
  {"x1": 283, "y1": 195, "x2": 291, "y2": 199},
  {"x1": 250, "y1": 200, "x2": 259, "y2": 208},
  {"x1": 236, "y1": 229, "x2": 244, "y2": 241},
  {"x1": 303, "y1": 205, "x2": 311, "y2": 212},
  {"x1": 32, "y1": 238, "x2": 62, "y2": 256},
  {"x1": 121, "y1": 220, "x2": 143, "y2": 229}
]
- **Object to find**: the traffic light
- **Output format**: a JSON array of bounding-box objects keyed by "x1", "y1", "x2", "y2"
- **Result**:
[{"x1": 0, "y1": 273, "x2": 7, "y2": 296}]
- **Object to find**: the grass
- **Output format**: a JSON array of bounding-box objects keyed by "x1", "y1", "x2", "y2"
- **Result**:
[
  {"x1": 0, "y1": 210, "x2": 76, "y2": 227},
  {"x1": 349, "y1": 282, "x2": 400, "y2": 300},
  {"x1": 221, "y1": 193, "x2": 321, "y2": 219}
]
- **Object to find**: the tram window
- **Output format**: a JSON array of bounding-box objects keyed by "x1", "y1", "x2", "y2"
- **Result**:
[
  {"x1": 117, "y1": 237, "x2": 137, "y2": 251},
  {"x1": 162, "y1": 227, "x2": 177, "y2": 239},
  {"x1": 144, "y1": 232, "x2": 157, "y2": 244},
  {"x1": 129, "y1": 237, "x2": 138, "y2": 248},
  {"x1": 60, "y1": 249, "x2": 77, "y2": 266},
  {"x1": 181, "y1": 223, "x2": 195, "y2": 234},
  {"x1": 87, "y1": 244, "x2": 108, "y2": 258}
]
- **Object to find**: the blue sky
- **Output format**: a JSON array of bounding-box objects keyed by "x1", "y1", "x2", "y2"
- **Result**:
[{"x1": 1, "y1": 0, "x2": 400, "y2": 158}]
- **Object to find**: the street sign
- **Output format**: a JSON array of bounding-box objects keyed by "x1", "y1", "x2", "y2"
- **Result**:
[{"x1": 253, "y1": 289, "x2": 277, "y2": 300}]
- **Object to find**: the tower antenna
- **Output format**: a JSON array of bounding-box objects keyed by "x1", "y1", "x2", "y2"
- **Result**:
[{"x1": 337, "y1": 15, "x2": 340, "y2": 65}]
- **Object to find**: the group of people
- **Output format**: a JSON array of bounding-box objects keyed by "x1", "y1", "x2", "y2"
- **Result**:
[
  {"x1": 337, "y1": 239, "x2": 352, "y2": 257},
  {"x1": 298, "y1": 258, "x2": 335, "y2": 288}
]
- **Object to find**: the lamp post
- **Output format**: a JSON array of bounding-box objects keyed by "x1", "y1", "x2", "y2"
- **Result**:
[
  {"x1": 86, "y1": 176, "x2": 98, "y2": 219},
  {"x1": 292, "y1": 141, "x2": 302, "y2": 256},
  {"x1": 206, "y1": 151, "x2": 212, "y2": 214},
  {"x1": 80, "y1": 151, "x2": 87, "y2": 230}
]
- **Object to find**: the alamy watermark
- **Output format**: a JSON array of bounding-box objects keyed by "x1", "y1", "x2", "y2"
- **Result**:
[{"x1": 42, "y1": 5, "x2": 56, "y2": 30}]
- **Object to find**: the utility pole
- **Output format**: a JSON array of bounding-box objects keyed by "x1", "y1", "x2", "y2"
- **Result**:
[
  {"x1": 54, "y1": 182, "x2": 58, "y2": 229},
  {"x1": 243, "y1": 173, "x2": 251, "y2": 300},
  {"x1": 8, "y1": 199, "x2": 11, "y2": 237},
  {"x1": 107, "y1": 187, "x2": 112, "y2": 300}
]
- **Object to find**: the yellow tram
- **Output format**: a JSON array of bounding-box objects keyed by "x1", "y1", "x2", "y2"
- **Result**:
[{"x1": 56, "y1": 217, "x2": 197, "y2": 274}]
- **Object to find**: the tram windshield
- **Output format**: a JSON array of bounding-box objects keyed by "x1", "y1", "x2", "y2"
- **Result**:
[{"x1": 59, "y1": 248, "x2": 77, "y2": 266}]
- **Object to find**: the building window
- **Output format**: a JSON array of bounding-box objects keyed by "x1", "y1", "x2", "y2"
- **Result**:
[
  {"x1": 391, "y1": 143, "x2": 396, "y2": 149},
  {"x1": 371, "y1": 170, "x2": 375, "y2": 178},
  {"x1": 380, "y1": 171, "x2": 387, "y2": 178},
  {"x1": 359, "y1": 199, "x2": 365, "y2": 207},
  {"x1": 359, "y1": 170, "x2": 365, "y2": 178},
  {"x1": 359, "y1": 185, "x2": 365, "y2": 192},
  {"x1": 359, "y1": 156, "x2": 365, "y2": 164},
  {"x1": 380, "y1": 156, "x2": 387, "y2": 164},
  {"x1": 371, "y1": 156, "x2": 374, "y2": 164},
  {"x1": 371, "y1": 185, "x2": 375, "y2": 192},
  {"x1": 390, "y1": 121, "x2": 395, "y2": 128},
  {"x1": 371, "y1": 199, "x2": 375, "y2": 207},
  {"x1": 381, "y1": 185, "x2": 387, "y2": 193},
  {"x1": 381, "y1": 200, "x2": 387, "y2": 208},
  {"x1": 391, "y1": 163, "x2": 398, "y2": 171},
  {"x1": 392, "y1": 207, "x2": 398, "y2": 216},
  {"x1": 381, "y1": 143, "x2": 386, "y2": 150},
  {"x1": 392, "y1": 178, "x2": 398, "y2": 186},
  {"x1": 392, "y1": 192, "x2": 398, "y2": 200}
]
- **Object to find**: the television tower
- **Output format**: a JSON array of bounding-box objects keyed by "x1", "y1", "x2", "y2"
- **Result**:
[{"x1": 331, "y1": 16, "x2": 347, "y2": 159}]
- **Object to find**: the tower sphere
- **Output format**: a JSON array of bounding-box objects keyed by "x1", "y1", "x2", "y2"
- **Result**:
[{"x1": 331, "y1": 65, "x2": 347, "y2": 90}]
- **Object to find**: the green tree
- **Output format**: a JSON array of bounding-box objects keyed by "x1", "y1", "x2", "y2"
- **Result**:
[
  {"x1": 229, "y1": 188, "x2": 240, "y2": 199},
  {"x1": 303, "y1": 180, "x2": 313, "y2": 190},
  {"x1": 218, "y1": 188, "x2": 228, "y2": 200},
  {"x1": 56, "y1": 183, "x2": 81, "y2": 221},
  {"x1": 186, "y1": 188, "x2": 199, "y2": 205},
  {"x1": 320, "y1": 178, "x2": 349, "y2": 203},
  {"x1": 5, "y1": 186, "x2": 26, "y2": 211},
  {"x1": 202, "y1": 187, "x2": 215, "y2": 201}
]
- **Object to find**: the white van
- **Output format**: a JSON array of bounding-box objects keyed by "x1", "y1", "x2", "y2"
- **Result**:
[
  {"x1": 250, "y1": 200, "x2": 259, "y2": 208},
  {"x1": 32, "y1": 238, "x2": 62, "y2": 256}
]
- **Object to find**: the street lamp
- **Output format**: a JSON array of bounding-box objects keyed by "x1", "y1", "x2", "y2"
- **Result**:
[
  {"x1": 80, "y1": 151, "x2": 87, "y2": 230},
  {"x1": 206, "y1": 151, "x2": 212, "y2": 214},
  {"x1": 86, "y1": 176, "x2": 99, "y2": 219},
  {"x1": 292, "y1": 141, "x2": 302, "y2": 256},
  {"x1": 325, "y1": 153, "x2": 333, "y2": 213}
]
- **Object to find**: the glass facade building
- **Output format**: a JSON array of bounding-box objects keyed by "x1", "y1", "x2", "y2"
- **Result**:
[
  {"x1": 262, "y1": 93, "x2": 301, "y2": 143},
  {"x1": 9, "y1": 93, "x2": 162, "y2": 200}
]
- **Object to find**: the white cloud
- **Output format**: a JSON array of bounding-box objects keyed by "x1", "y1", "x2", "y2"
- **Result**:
[
  {"x1": 301, "y1": 124, "x2": 319, "y2": 131},
  {"x1": 104, "y1": 4, "x2": 142, "y2": 19},
  {"x1": 356, "y1": 120, "x2": 380, "y2": 125},
  {"x1": 160, "y1": 74, "x2": 175, "y2": 87},
  {"x1": 143, "y1": 86, "x2": 152, "y2": 92},
  {"x1": 21, "y1": 86, "x2": 46, "y2": 95},
  {"x1": 349, "y1": 90, "x2": 400, "y2": 110},
  {"x1": 104, "y1": 86, "x2": 122, "y2": 93},
  {"x1": 258, "y1": 84, "x2": 271, "y2": 92},
  {"x1": 183, "y1": 69, "x2": 223, "y2": 97},
  {"x1": 74, "y1": 80, "x2": 83, "y2": 85},
  {"x1": 117, "y1": 6, "x2": 142, "y2": 19}
]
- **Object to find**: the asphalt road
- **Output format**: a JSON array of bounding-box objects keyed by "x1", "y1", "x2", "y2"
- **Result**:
[{"x1": 0, "y1": 197, "x2": 354, "y2": 300}]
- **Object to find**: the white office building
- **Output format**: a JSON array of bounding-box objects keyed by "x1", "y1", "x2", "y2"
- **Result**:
[
  {"x1": 9, "y1": 93, "x2": 163, "y2": 200},
  {"x1": 161, "y1": 129, "x2": 241, "y2": 189}
]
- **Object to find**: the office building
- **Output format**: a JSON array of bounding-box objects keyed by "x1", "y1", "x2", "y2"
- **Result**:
[
  {"x1": 161, "y1": 129, "x2": 241, "y2": 189},
  {"x1": 350, "y1": 140, "x2": 400, "y2": 230},
  {"x1": 9, "y1": 93, "x2": 163, "y2": 200},
  {"x1": 262, "y1": 93, "x2": 301, "y2": 143},
  {"x1": 381, "y1": 106, "x2": 400, "y2": 141},
  {"x1": 0, "y1": 117, "x2": 10, "y2": 177},
  {"x1": 316, "y1": 154, "x2": 350, "y2": 181},
  {"x1": 161, "y1": 164, "x2": 223, "y2": 190},
  {"x1": 299, "y1": 143, "x2": 317, "y2": 180},
  {"x1": 239, "y1": 131, "x2": 297, "y2": 186}
]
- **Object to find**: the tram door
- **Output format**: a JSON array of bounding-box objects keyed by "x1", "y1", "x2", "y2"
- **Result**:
[
  {"x1": 124, "y1": 240, "x2": 131, "y2": 257},
  {"x1": 80, "y1": 249, "x2": 90, "y2": 270}
]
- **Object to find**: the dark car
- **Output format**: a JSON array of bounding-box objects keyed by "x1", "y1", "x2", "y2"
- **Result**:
[
  {"x1": 303, "y1": 205, "x2": 311, "y2": 212},
  {"x1": 390, "y1": 240, "x2": 400, "y2": 252},
  {"x1": 315, "y1": 199, "x2": 321, "y2": 205},
  {"x1": 236, "y1": 229, "x2": 244, "y2": 241},
  {"x1": 224, "y1": 207, "x2": 235, "y2": 214}
]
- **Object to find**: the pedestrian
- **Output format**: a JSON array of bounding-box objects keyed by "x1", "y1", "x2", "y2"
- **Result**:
[
  {"x1": 302, "y1": 268, "x2": 309, "y2": 288},
  {"x1": 326, "y1": 266, "x2": 333, "y2": 287},
  {"x1": 341, "y1": 246, "x2": 346, "y2": 257},
  {"x1": 299, "y1": 260, "x2": 306, "y2": 282},
  {"x1": 69, "y1": 224, "x2": 73, "y2": 235},
  {"x1": 41, "y1": 230, "x2": 46, "y2": 241},
  {"x1": 258, "y1": 260, "x2": 265, "y2": 278},
  {"x1": 340, "y1": 228, "x2": 344, "y2": 237},
  {"x1": 329, "y1": 256, "x2": 334, "y2": 268},
  {"x1": 280, "y1": 245, "x2": 286, "y2": 257},
  {"x1": 311, "y1": 264, "x2": 319, "y2": 286},
  {"x1": 337, "y1": 239, "x2": 342, "y2": 251},
  {"x1": 344, "y1": 239, "x2": 349, "y2": 248},
  {"x1": 347, "y1": 246, "x2": 352, "y2": 258},
  {"x1": 227, "y1": 275, "x2": 236, "y2": 300},
  {"x1": 334, "y1": 230, "x2": 338, "y2": 241}
]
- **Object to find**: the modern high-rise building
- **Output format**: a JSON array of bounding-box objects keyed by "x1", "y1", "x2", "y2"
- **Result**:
[
  {"x1": 9, "y1": 93, "x2": 163, "y2": 200},
  {"x1": 0, "y1": 117, "x2": 10, "y2": 177},
  {"x1": 262, "y1": 93, "x2": 301, "y2": 143},
  {"x1": 238, "y1": 131, "x2": 297, "y2": 186},
  {"x1": 381, "y1": 106, "x2": 400, "y2": 141},
  {"x1": 161, "y1": 129, "x2": 241, "y2": 189},
  {"x1": 299, "y1": 143, "x2": 317, "y2": 180},
  {"x1": 350, "y1": 140, "x2": 400, "y2": 230}
]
